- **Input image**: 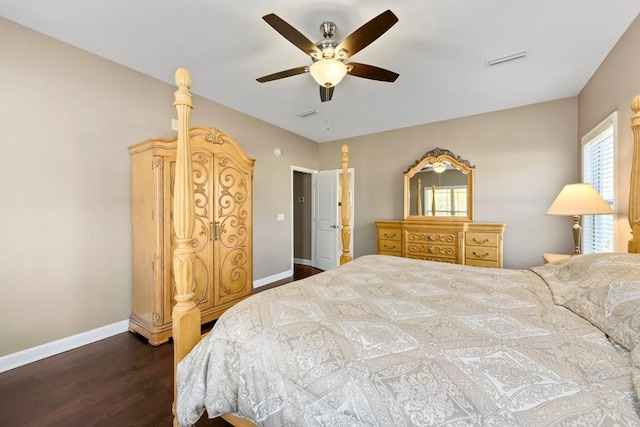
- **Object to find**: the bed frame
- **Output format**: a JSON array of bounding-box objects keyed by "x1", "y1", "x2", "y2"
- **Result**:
[
  {"x1": 170, "y1": 68, "x2": 351, "y2": 426},
  {"x1": 169, "y1": 67, "x2": 640, "y2": 426}
]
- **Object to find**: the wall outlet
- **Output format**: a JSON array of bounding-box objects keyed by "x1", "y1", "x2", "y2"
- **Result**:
[
  {"x1": 277, "y1": 213, "x2": 285, "y2": 221},
  {"x1": 172, "y1": 118, "x2": 178, "y2": 130}
]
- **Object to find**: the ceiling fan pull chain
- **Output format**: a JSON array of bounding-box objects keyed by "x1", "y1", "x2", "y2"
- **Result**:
[{"x1": 325, "y1": 102, "x2": 331, "y2": 131}]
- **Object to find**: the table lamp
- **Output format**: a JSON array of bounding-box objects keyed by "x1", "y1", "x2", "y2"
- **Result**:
[{"x1": 546, "y1": 183, "x2": 614, "y2": 254}]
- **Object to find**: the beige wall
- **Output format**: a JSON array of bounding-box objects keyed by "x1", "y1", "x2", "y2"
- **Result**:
[
  {"x1": 578, "y1": 13, "x2": 640, "y2": 253},
  {"x1": 0, "y1": 18, "x2": 318, "y2": 356},
  {"x1": 319, "y1": 97, "x2": 579, "y2": 269}
]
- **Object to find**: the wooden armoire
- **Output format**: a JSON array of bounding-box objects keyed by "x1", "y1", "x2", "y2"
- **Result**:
[{"x1": 128, "y1": 127, "x2": 255, "y2": 345}]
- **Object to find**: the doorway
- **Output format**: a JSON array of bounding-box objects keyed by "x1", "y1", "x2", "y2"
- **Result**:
[
  {"x1": 291, "y1": 166, "x2": 355, "y2": 272},
  {"x1": 292, "y1": 169, "x2": 314, "y2": 267}
]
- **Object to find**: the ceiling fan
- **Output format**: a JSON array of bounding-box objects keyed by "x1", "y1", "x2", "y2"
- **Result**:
[{"x1": 256, "y1": 9, "x2": 399, "y2": 102}]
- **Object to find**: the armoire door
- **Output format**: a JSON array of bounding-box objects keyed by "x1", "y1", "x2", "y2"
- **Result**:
[
  {"x1": 212, "y1": 152, "x2": 253, "y2": 306},
  {"x1": 164, "y1": 149, "x2": 216, "y2": 323}
]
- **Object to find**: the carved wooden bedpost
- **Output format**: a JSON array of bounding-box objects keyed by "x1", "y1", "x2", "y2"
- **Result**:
[
  {"x1": 340, "y1": 145, "x2": 353, "y2": 265},
  {"x1": 629, "y1": 96, "x2": 640, "y2": 253},
  {"x1": 171, "y1": 68, "x2": 200, "y2": 427},
  {"x1": 416, "y1": 178, "x2": 422, "y2": 216},
  {"x1": 431, "y1": 185, "x2": 436, "y2": 216}
]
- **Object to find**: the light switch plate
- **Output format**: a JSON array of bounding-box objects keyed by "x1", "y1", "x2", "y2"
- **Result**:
[{"x1": 277, "y1": 213, "x2": 284, "y2": 221}]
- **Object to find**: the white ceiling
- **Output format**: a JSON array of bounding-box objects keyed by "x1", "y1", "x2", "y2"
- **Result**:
[{"x1": 2, "y1": 1, "x2": 639, "y2": 143}]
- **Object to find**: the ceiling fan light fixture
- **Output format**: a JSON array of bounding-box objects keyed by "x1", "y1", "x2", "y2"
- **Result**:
[
  {"x1": 310, "y1": 59, "x2": 347, "y2": 88},
  {"x1": 432, "y1": 162, "x2": 447, "y2": 173}
]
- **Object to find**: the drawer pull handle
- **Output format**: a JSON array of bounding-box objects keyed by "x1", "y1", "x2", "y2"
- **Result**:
[
  {"x1": 428, "y1": 234, "x2": 436, "y2": 241},
  {"x1": 472, "y1": 251, "x2": 490, "y2": 259},
  {"x1": 428, "y1": 246, "x2": 435, "y2": 253},
  {"x1": 384, "y1": 244, "x2": 396, "y2": 250},
  {"x1": 472, "y1": 237, "x2": 490, "y2": 244},
  {"x1": 384, "y1": 233, "x2": 397, "y2": 239}
]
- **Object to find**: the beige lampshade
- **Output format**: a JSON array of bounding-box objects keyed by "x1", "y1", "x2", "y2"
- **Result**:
[{"x1": 546, "y1": 183, "x2": 615, "y2": 216}]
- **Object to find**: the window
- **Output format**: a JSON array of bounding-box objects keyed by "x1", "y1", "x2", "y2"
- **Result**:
[
  {"x1": 425, "y1": 186, "x2": 467, "y2": 216},
  {"x1": 581, "y1": 112, "x2": 616, "y2": 253}
]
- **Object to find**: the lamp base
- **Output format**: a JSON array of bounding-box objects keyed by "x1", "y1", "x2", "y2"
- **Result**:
[{"x1": 572, "y1": 215, "x2": 581, "y2": 255}]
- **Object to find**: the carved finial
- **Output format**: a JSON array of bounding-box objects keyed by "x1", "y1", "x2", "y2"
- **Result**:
[
  {"x1": 632, "y1": 96, "x2": 640, "y2": 128},
  {"x1": 174, "y1": 68, "x2": 193, "y2": 109},
  {"x1": 175, "y1": 68, "x2": 192, "y2": 89}
]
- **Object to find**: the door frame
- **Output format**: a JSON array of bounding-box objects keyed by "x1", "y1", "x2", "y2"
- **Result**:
[{"x1": 291, "y1": 166, "x2": 317, "y2": 273}]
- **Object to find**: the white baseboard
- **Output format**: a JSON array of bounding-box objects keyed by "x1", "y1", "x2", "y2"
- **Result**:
[
  {"x1": 293, "y1": 258, "x2": 313, "y2": 266},
  {"x1": 2, "y1": 272, "x2": 295, "y2": 373},
  {"x1": 254, "y1": 269, "x2": 292, "y2": 289},
  {"x1": 0, "y1": 320, "x2": 129, "y2": 374}
]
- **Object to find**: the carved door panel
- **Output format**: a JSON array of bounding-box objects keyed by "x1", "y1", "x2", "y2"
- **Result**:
[
  {"x1": 164, "y1": 150, "x2": 216, "y2": 323},
  {"x1": 213, "y1": 153, "x2": 253, "y2": 306}
]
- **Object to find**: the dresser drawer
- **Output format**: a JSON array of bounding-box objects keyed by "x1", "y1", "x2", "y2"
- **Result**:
[
  {"x1": 407, "y1": 254, "x2": 457, "y2": 264},
  {"x1": 378, "y1": 239, "x2": 401, "y2": 254},
  {"x1": 378, "y1": 228, "x2": 401, "y2": 241},
  {"x1": 465, "y1": 246, "x2": 498, "y2": 262},
  {"x1": 407, "y1": 242, "x2": 458, "y2": 260},
  {"x1": 466, "y1": 259, "x2": 499, "y2": 268},
  {"x1": 465, "y1": 232, "x2": 499, "y2": 247},
  {"x1": 406, "y1": 231, "x2": 458, "y2": 245}
]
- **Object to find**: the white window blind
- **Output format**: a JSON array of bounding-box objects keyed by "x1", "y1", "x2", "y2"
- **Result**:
[
  {"x1": 425, "y1": 186, "x2": 467, "y2": 217},
  {"x1": 581, "y1": 112, "x2": 616, "y2": 253}
]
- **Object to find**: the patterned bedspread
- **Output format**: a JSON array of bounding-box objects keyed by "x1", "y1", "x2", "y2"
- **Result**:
[{"x1": 177, "y1": 254, "x2": 640, "y2": 426}]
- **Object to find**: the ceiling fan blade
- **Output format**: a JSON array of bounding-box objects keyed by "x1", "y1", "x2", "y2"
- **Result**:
[
  {"x1": 320, "y1": 86, "x2": 334, "y2": 102},
  {"x1": 347, "y1": 62, "x2": 399, "y2": 82},
  {"x1": 256, "y1": 66, "x2": 309, "y2": 83},
  {"x1": 335, "y1": 10, "x2": 398, "y2": 59},
  {"x1": 263, "y1": 14, "x2": 323, "y2": 59}
]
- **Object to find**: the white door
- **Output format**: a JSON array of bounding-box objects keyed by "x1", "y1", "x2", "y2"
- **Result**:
[
  {"x1": 314, "y1": 170, "x2": 339, "y2": 270},
  {"x1": 313, "y1": 169, "x2": 355, "y2": 270}
]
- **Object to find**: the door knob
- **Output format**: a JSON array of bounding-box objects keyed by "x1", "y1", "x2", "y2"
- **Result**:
[{"x1": 330, "y1": 225, "x2": 338, "y2": 229}]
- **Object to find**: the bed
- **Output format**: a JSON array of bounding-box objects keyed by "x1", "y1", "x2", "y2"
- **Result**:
[{"x1": 169, "y1": 68, "x2": 640, "y2": 426}]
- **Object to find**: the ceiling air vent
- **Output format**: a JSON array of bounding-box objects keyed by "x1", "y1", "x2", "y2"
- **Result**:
[
  {"x1": 486, "y1": 51, "x2": 528, "y2": 67},
  {"x1": 296, "y1": 109, "x2": 317, "y2": 118}
]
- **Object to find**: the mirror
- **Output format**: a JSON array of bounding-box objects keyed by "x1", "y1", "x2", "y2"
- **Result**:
[{"x1": 403, "y1": 147, "x2": 474, "y2": 221}]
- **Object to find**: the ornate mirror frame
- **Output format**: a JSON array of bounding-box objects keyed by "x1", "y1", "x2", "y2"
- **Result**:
[{"x1": 403, "y1": 147, "x2": 475, "y2": 221}]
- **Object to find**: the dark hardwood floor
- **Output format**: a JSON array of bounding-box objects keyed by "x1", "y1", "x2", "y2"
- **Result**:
[{"x1": 0, "y1": 264, "x2": 322, "y2": 427}]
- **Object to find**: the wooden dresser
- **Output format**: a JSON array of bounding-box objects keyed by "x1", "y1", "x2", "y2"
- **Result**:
[
  {"x1": 376, "y1": 220, "x2": 505, "y2": 268},
  {"x1": 129, "y1": 127, "x2": 255, "y2": 345}
]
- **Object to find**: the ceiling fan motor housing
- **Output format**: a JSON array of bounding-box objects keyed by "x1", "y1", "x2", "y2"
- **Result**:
[
  {"x1": 315, "y1": 39, "x2": 338, "y2": 59},
  {"x1": 320, "y1": 21, "x2": 336, "y2": 39}
]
